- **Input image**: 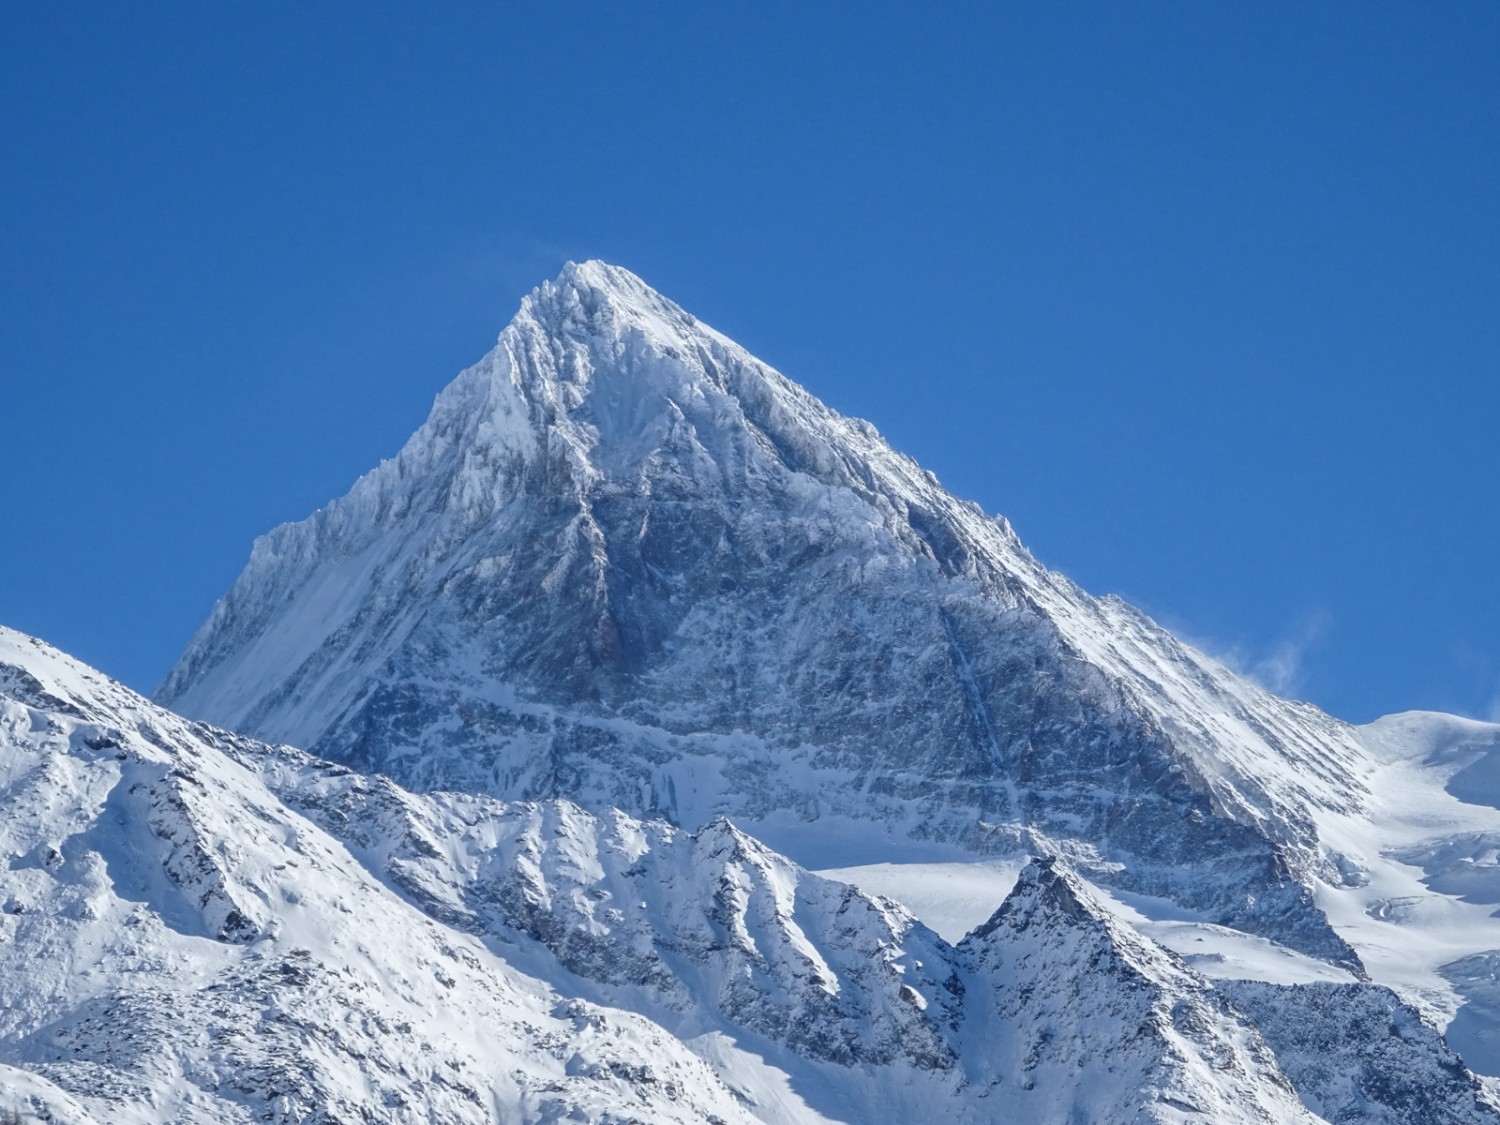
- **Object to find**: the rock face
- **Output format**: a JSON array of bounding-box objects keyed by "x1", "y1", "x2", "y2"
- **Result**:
[
  {"x1": 11, "y1": 261, "x2": 1500, "y2": 1123},
  {"x1": 160, "y1": 261, "x2": 1374, "y2": 966},
  {"x1": 1222, "y1": 979, "x2": 1500, "y2": 1125},
  {"x1": 234, "y1": 738, "x2": 969, "y2": 1079}
]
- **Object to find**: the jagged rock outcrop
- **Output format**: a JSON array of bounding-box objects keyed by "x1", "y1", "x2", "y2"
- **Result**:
[
  {"x1": 1223, "y1": 979, "x2": 1499, "y2": 1125},
  {"x1": 957, "y1": 858, "x2": 1317, "y2": 1123},
  {"x1": 234, "y1": 738, "x2": 966, "y2": 1075}
]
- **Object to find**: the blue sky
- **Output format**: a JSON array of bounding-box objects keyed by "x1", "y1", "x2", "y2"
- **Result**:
[{"x1": 2, "y1": 2, "x2": 1496, "y2": 723}]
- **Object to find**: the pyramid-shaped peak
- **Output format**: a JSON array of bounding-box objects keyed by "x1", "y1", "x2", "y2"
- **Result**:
[
  {"x1": 967, "y1": 856, "x2": 1105, "y2": 940},
  {"x1": 543, "y1": 259, "x2": 656, "y2": 307},
  {"x1": 963, "y1": 853, "x2": 1198, "y2": 965},
  {"x1": 156, "y1": 260, "x2": 1371, "y2": 976},
  {"x1": 515, "y1": 259, "x2": 718, "y2": 355},
  {"x1": 958, "y1": 855, "x2": 1211, "y2": 1006},
  {"x1": 553, "y1": 258, "x2": 652, "y2": 295}
]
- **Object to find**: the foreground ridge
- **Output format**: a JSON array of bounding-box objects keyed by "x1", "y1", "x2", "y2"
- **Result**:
[
  {"x1": 0, "y1": 627, "x2": 755, "y2": 1124},
  {"x1": 13, "y1": 626, "x2": 1500, "y2": 1122}
]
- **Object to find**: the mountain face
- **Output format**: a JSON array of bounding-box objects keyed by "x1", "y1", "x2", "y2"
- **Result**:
[
  {"x1": 12, "y1": 627, "x2": 1500, "y2": 1124},
  {"x1": 119, "y1": 258, "x2": 1500, "y2": 1120},
  {"x1": 158, "y1": 261, "x2": 1373, "y2": 967},
  {"x1": 1222, "y1": 980, "x2": 1500, "y2": 1125}
]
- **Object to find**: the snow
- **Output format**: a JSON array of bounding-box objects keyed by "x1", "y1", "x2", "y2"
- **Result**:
[
  {"x1": 0, "y1": 627, "x2": 762, "y2": 1125},
  {"x1": 1298, "y1": 711, "x2": 1500, "y2": 1069},
  {"x1": 812, "y1": 705, "x2": 1500, "y2": 1073},
  {"x1": 819, "y1": 857, "x2": 1357, "y2": 987},
  {"x1": 813, "y1": 860, "x2": 1025, "y2": 942},
  {"x1": 10, "y1": 260, "x2": 1500, "y2": 1121},
  {"x1": 12, "y1": 619, "x2": 1500, "y2": 1121}
]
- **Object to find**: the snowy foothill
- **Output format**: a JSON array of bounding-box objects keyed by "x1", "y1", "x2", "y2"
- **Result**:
[
  {"x1": 10, "y1": 626, "x2": 1500, "y2": 1121},
  {"x1": 0, "y1": 628, "x2": 761, "y2": 1125}
]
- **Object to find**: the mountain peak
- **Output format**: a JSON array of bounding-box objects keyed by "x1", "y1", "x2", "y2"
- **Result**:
[
  {"x1": 548, "y1": 258, "x2": 661, "y2": 304},
  {"x1": 512, "y1": 259, "x2": 719, "y2": 362},
  {"x1": 531, "y1": 259, "x2": 658, "y2": 321},
  {"x1": 159, "y1": 261, "x2": 1370, "y2": 971},
  {"x1": 965, "y1": 855, "x2": 1136, "y2": 950}
]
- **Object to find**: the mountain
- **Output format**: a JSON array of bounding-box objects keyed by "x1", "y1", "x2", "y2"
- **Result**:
[
  {"x1": 157, "y1": 261, "x2": 1383, "y2": 970},
  {"x1": 11, "y1": 627, "x2": 1500, "y2": 1123},
  {"x1": 143, "y1": 260, "x2": 1500, "y2": 1115},
  {"x1": 956, "y1": 857, "x2": 1319, "y2": 1123}
]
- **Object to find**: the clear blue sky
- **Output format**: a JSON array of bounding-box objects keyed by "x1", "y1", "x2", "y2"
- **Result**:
[{"x1": 2, "y1": 3, "x2": 1496, "y2": 724}]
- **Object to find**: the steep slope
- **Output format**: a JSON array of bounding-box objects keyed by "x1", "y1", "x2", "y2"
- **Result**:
[
  {"x1": 164, "y1": 741, "x2": 1329, "y2": 1123},
  {"x1": 236, "y1": 744, "x2": 963, "y2": 1071},
  {"x1": 1222, "y1": 979, "x2": 1500, "y2": 1125},
  {"x1": 813, "y1": 708, "x2": 1500, "y2": 1099},
  {"x1": 157, "y1": 261, "x2": 1377, "y2": 967},
  {"x1": 0, "y1": 627, "x2": 760, "y2": 1125},
  {"x1": 955, "y1": 859, "x2": 1500, "y2": 1125}
]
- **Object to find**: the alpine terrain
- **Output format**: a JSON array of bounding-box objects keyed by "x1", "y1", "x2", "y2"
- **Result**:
[{"x1": 5, "y1": 261, "x2": 1500, "y2": 1123}]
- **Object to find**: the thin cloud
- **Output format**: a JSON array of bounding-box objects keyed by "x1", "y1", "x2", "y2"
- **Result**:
[{"x1": 1180, "y1": 610, "x2": 1332, "y2": 699}]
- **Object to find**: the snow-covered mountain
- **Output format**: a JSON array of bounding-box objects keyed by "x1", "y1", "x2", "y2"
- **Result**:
[
  {"x1": 158, "y1": 261, "x2": 1384, "y2": 971},
  {"x1": 9, "y1": 627, "x2": 1500, "y2": 1123},
  {"x1": 2, "y1": 257, "x2": 1485, "y2": 1121}
]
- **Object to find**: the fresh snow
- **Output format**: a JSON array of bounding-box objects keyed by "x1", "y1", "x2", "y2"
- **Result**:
[
  {"x1": 0, "y1": 628, "x2": 762, "y2": 1125},
  {"x1": 816, "y1": 859, "x2": 1357, "y2": 987},
  {"x1": 813, "y1": 860, "x2": 1026, "y2": 943}
]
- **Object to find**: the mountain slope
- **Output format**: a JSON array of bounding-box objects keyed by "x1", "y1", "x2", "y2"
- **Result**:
[
  {"x1": 0, "y1": 627, "x2": 760, "y2": 1125},
  {"x1": 157, "y1": 261, "x2": 1378, "y2": 967},
  {"x1": 1223, "y1": 979, "x2": 1500, "y2": 1125}
]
